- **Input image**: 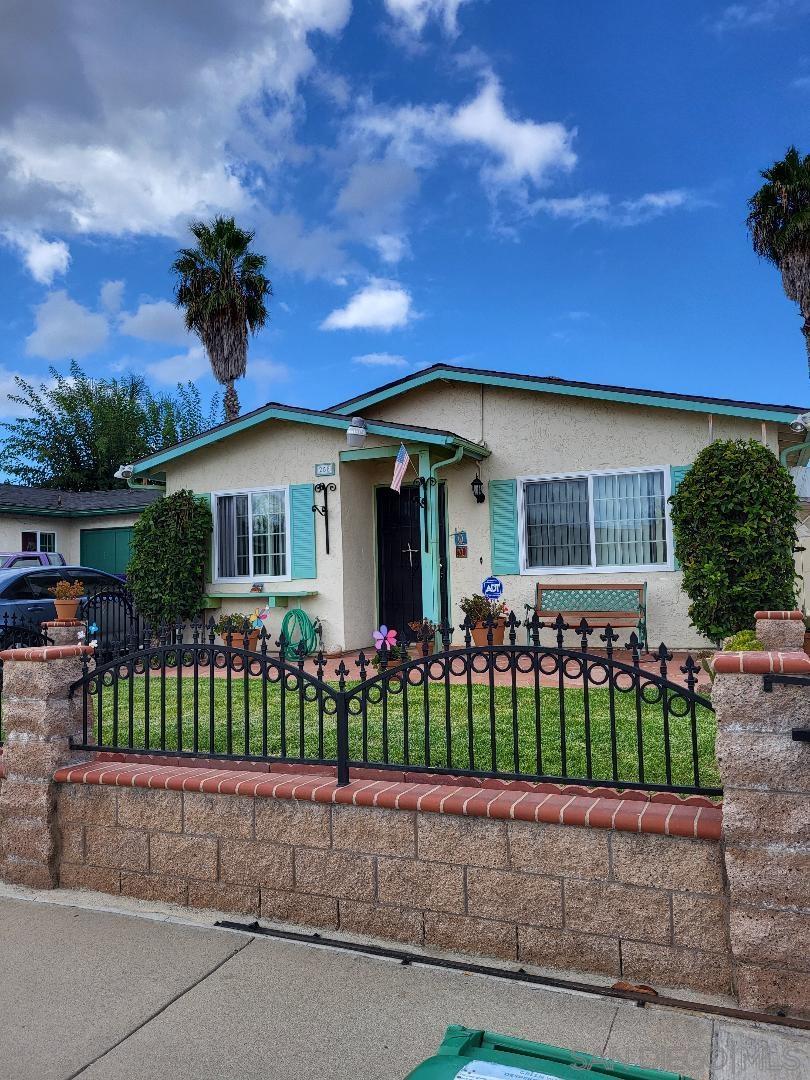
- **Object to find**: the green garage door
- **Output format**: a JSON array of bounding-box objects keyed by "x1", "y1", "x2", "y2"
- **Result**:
[{"x1": 80, "y1": 527, "x2": 134, "y2": 576}]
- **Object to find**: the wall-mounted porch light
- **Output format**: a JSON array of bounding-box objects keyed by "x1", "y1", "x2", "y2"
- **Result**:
[
  {"x1": 471, "y1": 468, "x2": 485, "y2": 504},
  {"x1": 346, "y1": 416, "x2": 367, "y2": 448}
]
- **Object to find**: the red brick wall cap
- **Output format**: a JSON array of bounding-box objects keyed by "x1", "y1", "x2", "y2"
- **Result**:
[
  {"x1": 753, "y1": 610, "x2": 804, "y2": 621},
  {"x1": 712, "y1": 649, "x2": 810, "y2": 675},
  {"x1": 42, "y1": 619, "x2": 86, "y2": 628},
  {"x1": 53, "y1": 762, "x2": 722, "y2": 841},
  {"x1": 0, "y1": 644, "x2": 94, "y2": 662}
]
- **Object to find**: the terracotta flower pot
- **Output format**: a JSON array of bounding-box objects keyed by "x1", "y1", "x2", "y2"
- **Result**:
[
  {"x1": 53, "y1": 599, "x2": 80, "y2": 621},
  {"x1": 247, "y1": 630, "x2": 260, "y2": 652},
  {"x1": 470, "y1": 618, "x2": 506, "y2": 647}
]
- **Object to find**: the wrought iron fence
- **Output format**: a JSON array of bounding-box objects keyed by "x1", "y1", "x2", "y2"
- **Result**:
[
  {"x1": 68, "y1": 612, "x2": 720, "y2": 796},
  {"x1": 80, "y1": 583, "x2": 147, "y2": 663}
]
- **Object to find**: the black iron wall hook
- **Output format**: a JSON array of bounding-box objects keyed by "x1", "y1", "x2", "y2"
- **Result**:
[{"x1": 312, "y1": 482, "x2": 337, "y2": 554}]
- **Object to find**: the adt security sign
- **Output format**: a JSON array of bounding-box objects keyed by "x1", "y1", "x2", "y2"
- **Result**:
[{"x1": 481, "y1": 576, "x2": 503, "y2": 600}]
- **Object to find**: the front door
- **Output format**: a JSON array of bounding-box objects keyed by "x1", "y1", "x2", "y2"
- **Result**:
[{"x1": 376, "y1": 485, "x2": 422, "y2": 639}]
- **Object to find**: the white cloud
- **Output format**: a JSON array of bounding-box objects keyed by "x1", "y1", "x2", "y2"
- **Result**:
[
  {"x1": 321, "y1": 280, "x2": 414, "y2": 330},
  {"x1": 372, "y1": 233, "x2": 410, "y2": 263},
  {"x1": 532, "y1": 188, "x2": 697, "y2": 227},
  {"x1": 119, "y1": 299, "x2": 190, "y2": 344},
  {"x1": 0, "y1": 0, "x2": 353, "y2": 275},
  {"x1": 2, "y1": 229, "x2": 70, "y2": 285},
  {"x1": 246, "y1": 358, "x2": 292, "y2": 385},
  {"x1": 352, "y1": 352, "x2": 409, "y2": 367},
  {"x1": 99, "y1": 279, "x2": 125, "y2": 314},
  {"x1": 708, "y1": 1, "x2": 809, "y2": 32},
  {"x1": 146, "y1": 345, "x2": 209, "y2": 385},
  {"x1": 384, "y1": 0, "x2": 475, "y2": 35},
  {"x1": 25, "y1": 290, "x2": 108, "y2": 360},
  {"x1": 0, "y1": 364, "x2": 29, "y2": 418},
  {"x1": 356, "y1": 74, "x2": 576, "y2": 195}
]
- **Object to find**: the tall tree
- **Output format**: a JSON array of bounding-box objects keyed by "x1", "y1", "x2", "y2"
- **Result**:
[
  {"x1": 747, "y1": 146, "x2": 810, "y2": 373},
  {"x1": 172, "y1": 216, "x2": 272, "y2": 421},
  {"x1": 0, "y1": 361, "x2": 218, "y2": 491}
]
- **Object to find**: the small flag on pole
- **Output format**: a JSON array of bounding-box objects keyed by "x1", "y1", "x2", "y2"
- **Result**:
[{"x1": 391, "y1": 443, "x2": 410, "y2": 493}]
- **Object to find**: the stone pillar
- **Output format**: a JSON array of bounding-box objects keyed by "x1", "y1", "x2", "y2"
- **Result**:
[
  {"x1": 43, "y1": 618, "x2": 88, "y2": 648},
  {"x1": 754, "y1": 608, "x2": 806, "y2": 651},
  {"x1": 0, "y1": 638, "x2": 93, "y2": 888},
  {"x1": 713, "y1": 614, "x2": 810, "y2": 1018}
]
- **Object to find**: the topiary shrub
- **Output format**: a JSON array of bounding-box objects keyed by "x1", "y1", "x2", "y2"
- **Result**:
[
  {"x1": 127, "y1": 489, "x2": 212, "y2": 624},
  {"x1": 670, "y1": 439, "x2": 798, "y2": 642}
]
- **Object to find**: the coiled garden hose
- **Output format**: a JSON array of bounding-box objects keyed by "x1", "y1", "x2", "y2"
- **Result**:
[{"x1": 280, "y1": 607, "x2": 319, "y2": 656}]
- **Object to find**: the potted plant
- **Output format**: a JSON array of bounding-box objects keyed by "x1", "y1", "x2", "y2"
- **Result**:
[
  {"x1": 48, "y1": 579, "x2": 85, "y2": 621},
  {"x1": 459, "y1": 593, "x2": 509, "y2": 646},
  {"x1": 215, "y1": 612, "x2": 260, "y2": 651}
]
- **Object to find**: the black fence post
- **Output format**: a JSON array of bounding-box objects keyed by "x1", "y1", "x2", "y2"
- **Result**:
[{"x1": 335, "y1": 660, "x2": 350, "y2": 786}]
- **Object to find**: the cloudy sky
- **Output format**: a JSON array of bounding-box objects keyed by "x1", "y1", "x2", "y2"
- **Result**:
[{"x1": 1, "y1": 0, "x2": 809, "y2": 423}]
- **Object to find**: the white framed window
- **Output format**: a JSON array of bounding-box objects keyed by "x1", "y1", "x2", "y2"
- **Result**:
[
  {"x1": 213, "y1": 487, "x2": 290, "y2": 582},
  {"x1": 517, "y1": 467, "x2": 673, "y2": 575},
  {"x1": 21, "y1": 529, "x2": 57, "y2": 553}
]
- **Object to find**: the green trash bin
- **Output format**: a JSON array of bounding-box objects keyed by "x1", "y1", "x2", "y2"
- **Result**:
[{"x1": 404, "y1": 1025, "x2": 695, "y2": 1080}]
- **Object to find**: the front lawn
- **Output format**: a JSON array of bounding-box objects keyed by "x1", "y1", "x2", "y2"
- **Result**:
[{"x1": 86, "y1": 674, "x2": 720, "y2": 791}]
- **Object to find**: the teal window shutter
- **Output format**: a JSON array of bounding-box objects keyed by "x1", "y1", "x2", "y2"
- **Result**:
[
  {"x1": 196, "y1": 493, "x2": 213, "y2": 582},
  {"x1": 290, "y1": 483, "x2": 317, "y2": 579},
  {"x1": 489, "y1": 479, "x2": 520, "y2": 575},
  {"x1": 669, "y1": 466, "x2": 691, "y2": 570}
]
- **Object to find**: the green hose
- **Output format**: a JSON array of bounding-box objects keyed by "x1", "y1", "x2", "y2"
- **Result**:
[{"x1": 280, "y1": 608, "x2": 319, "y2": 656}]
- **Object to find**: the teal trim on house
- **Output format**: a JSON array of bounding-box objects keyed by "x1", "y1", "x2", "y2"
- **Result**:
[
  {"x1": 418, "y1": 450, "x2": 439, "y2": 625},
  {"x1": 331, "y1": 364, "x2": 804, "y2": 424},
  {"x1": 669, "y1": 465, "x2": 691, "y2": 570},
  {"x1": 130, "y1": 402, "x2": 489, "y2": 475},
  {"x1": 489, "y1": 479, "x2": 520, "y2": 576},
  {"x1": 290, "y1": 483, "x2": 317, "y2": 579},
  {"x1": 0, "y1": 506, "x2": 153, "y2": 518}
]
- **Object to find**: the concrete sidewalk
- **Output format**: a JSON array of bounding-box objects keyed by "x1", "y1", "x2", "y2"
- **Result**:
[{"x1": 0, "y1": 887, "x2": 806, "y2": 1080}]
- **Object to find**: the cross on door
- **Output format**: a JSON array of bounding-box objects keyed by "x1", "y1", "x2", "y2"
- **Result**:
[{"x1": 402, "y1": 541, "x2": 418, "y2": 568}]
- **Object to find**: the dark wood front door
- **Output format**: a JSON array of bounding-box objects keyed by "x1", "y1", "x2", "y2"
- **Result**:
[{"x1": 376, "y1": 485, "x2": 422, "y2": 638}]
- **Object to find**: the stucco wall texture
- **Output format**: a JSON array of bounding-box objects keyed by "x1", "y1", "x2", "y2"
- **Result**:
[{"x1": 158, "y1": 383, "x2": 779, "y2": 651}]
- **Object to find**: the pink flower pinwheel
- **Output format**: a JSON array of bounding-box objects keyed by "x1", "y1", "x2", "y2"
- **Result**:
[{"x1": 373, "y1": 625, "x2": 397, "y2": 651}]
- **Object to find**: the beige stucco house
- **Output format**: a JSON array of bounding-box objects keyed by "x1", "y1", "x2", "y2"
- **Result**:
[
  {"x1": 124, "y1": 365, "x2": 809, "y2": 651},
  {"x1": 0, "y1": 485, "x2": 160, "y2": 573}
]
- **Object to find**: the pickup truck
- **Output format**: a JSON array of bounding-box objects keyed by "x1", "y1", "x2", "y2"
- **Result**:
[{"x1": 0, "y1": 551, "x2": 66, "y2": 569}]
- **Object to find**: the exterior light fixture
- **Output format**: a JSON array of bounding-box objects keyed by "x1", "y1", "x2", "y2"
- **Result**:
[
  {"x1": 346, "y1": 416, "x2": 367, "y2": 448},
  {"x1": 471, "y1": 470, "x2": 485, "y2": 504},
  {"x1": 790, "y1": 412, "x2": 810, "y2": 434}
]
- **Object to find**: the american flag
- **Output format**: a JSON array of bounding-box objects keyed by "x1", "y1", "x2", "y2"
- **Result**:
[{"x1": 391, "y1": 443, "x2": 410, "y2": 493}]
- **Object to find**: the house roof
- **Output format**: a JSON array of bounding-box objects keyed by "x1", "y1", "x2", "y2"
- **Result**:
[
  {"x1": 130, "y1": 400, "x2": 490, "y2": 476},
  {"x1": 330, "y1": 363, "x2": 808, "y2": 423},
  {"x1": 0, "y1": 485, "x2": 161, "y2": 517}
]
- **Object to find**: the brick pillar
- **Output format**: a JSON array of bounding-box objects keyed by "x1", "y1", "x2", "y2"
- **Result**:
[
  {"x1": 713, "y1": 613, "x2": 810, "y2": 1018},
  {"x1": 0, "y1": 639, "x2": 93, "y2": 888}
]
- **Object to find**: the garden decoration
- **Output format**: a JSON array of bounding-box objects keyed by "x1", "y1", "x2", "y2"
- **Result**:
[{"x1": 373, "y1": 625, "x2": 398, "y2": 651}]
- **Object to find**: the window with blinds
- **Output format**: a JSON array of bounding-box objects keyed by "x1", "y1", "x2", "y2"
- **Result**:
[
  {"x1": 522, "y1": 469, "x2": 669, "y2": 572},
  {"x1": 215, "y1": 488, "x2": 289, "y2": 580}
]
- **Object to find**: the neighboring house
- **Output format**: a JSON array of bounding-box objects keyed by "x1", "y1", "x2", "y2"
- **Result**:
[
  {"x1": 124, "y1": 364, "x2": 809, "y2": 650},
  {"x1": 0, "y1": 485, "x2": 161, "y2": 575}
]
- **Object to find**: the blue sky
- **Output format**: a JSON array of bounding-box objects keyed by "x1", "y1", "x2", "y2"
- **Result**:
[{"x1": 2, "y1": 0, "x2": 809, "y2": 428}]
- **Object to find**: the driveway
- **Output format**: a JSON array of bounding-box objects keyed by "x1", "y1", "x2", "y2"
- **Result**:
[{"x1": 0, "y1": 887, "x2": 806, "y2": 1080}]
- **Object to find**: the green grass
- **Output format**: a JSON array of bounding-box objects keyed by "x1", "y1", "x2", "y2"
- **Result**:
[{"x1": 87, "y1": 675, "x2": 720, "y2": 791}]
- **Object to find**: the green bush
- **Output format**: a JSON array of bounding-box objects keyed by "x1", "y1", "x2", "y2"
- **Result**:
[
  {"x1": 670, "y1": 439, "x2": 798, "y2": 641},
  {"x1": 127, "y1": 489, "x2": 212, "y2": 624},
  {"x1": 723, "y1": 630, "x2": 764, "y2": 652}
]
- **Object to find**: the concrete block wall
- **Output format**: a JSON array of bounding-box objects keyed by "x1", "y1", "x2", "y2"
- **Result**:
[{"x1": 53, "y1": 763, "x2": 729, "y2": 996}]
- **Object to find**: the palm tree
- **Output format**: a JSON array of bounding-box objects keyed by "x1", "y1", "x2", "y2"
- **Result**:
[
  {"x1": 747, "y1": 147, "x2": 810, "y2": 374},
  {"x1": 172, "y1": 216, "x2": 272, "y2": 421}
]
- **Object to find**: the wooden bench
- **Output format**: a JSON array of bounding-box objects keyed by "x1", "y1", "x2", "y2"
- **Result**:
[{"x1": 534, "y1": 583, "x2": 648, "y2": 650}]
